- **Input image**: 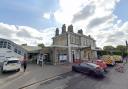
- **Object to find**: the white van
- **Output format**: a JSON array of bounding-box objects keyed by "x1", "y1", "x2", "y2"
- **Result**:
[{"x1": 1, "y1": 57, "x2": 21, "y2": 73}]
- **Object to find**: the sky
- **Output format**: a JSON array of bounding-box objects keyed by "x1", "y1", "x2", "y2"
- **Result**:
[{"x1": 0, "y1": 0, "x2": 128, "y2": 47}]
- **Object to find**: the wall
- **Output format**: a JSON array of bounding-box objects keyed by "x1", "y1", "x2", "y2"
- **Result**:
[{"x1": 53, "y1": 34, "x2": 68, "y2": 46}]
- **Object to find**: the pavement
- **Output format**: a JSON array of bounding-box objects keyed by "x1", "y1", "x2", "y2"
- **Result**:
[{"x1": 0, "y1": 63, "x2": 73, "y2": 89}]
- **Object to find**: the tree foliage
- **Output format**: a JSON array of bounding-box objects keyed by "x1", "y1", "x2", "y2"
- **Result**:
[
  {"x1": 116, "y1": 45, "x2": 126, "y2": 52},
  {"x1": 100, "y1": 45, "x2": 128, "y2": 57},
  {"x1": 38, "y1": 43, "x2": 45, "y2": 48},
  {"x1": 103, "y1": 46, "x2": 115, "y2": 51}
]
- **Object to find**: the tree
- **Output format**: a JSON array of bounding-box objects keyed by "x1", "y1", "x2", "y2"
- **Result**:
[
  {"x1": 116, "y1": 45, "x2": 126, "y2": 57},
  {"x1": 103, "y1": 46, "x2": 115, "y2": 55},
  {"x1": 38, "y1": 43, "x2": 45, "y2": 48},
  {"x1": 103, "y1": 46, "x2": 115, "y2": 50},
  {"x1": 116, "y1": 45, "x2": 126, "y2": 52}
]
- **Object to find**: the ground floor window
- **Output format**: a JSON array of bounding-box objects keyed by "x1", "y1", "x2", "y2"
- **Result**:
[{"x1": 59, "y1": 54, "x2": 67, "y2": 63}]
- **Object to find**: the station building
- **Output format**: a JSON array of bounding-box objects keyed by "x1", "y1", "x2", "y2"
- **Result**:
[
  {"x1": 0, "y1": 24, "x2": 98, "y2": 65},
  {"x1": 40, "y1": 24, "x2": 97, "y2": 65}
]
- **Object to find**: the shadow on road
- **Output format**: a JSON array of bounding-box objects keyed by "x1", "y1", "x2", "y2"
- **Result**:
[{"x1": 0, "y1": 70, "x2": 19, "y2": 78}]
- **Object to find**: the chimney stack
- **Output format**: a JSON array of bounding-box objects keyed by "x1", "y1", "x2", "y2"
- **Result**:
[
  {"x1": 62, "y1": 24, "x2": 66, "y2": 34},
  {"x1": 55, "y1": 28, "x2": 59, "y2": 36},
  {"x1": 68, "y1": 24, "x2": 73, "y2": 33},
  {"x1": 78, "y1": 29, "x2": 83, "y2": 34}
]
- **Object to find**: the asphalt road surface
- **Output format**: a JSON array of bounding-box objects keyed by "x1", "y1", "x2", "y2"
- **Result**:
[
  {"x1": 1, "y1": 64, "x2": 128, "y2": 89},
  {"x1": 36, "y1": 65, "x2": 128, "y2": 89}
]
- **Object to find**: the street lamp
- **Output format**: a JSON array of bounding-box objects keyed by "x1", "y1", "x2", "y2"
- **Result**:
[{"x1": 125, "y1": 40, "x2": 128, "y2": 62}]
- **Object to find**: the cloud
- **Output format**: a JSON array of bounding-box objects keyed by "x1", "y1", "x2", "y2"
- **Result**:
[
  {"x1": 0, "y1": 0, "x2": 127, "y2": 48},
  {"x1": 0, "y1": 23, "x2": 55, "y2": 46},
  {"x1": 42, "y1": 13, "x2": 51, "y2": 19},
  {"x1": 87, "y1": 14, "x2": 116, "y2": 29},
  {"x1": 72, "y1": 4, "x2": 95, "y2": 23},
  {"x1": 53, "y1": 0, "x2": 125, "y2": 47}
]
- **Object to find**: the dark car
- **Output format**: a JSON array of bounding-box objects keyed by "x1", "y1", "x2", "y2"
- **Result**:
[{"x1": 72, "y1": 63, "x2": 105, "y2": 77}]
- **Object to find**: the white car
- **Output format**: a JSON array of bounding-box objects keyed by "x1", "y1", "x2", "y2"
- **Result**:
[{"x1": 1, "y1": 57, "x2": 21, "y2": 73}]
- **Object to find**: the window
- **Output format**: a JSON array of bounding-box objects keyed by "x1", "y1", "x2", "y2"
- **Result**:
[
  {"x1": 18, "y1": 50, "x2": 21, "y2": 55},
  {"x1": 14, "y1": 48, "x2": 17, "y2": 53},
  {"x1": 7, "y1": 60, "x2": 19, "y2": 64},
  {"x1": 8, "y1": 45, "x2": 11, "y2": 49},
  {"x1": 0, "y1": 41, "x2": 3, "y2": 48},
  {"x1": 75, "y1": 36, "x2": 80, "y2": 45},
  {"x1": 70, "y1": 36, "x2": 74, "y2": 44},
  {"x1": 7, "y1": 42, "x2": 11, "y2": 49},
  {"x1": 3, "y1": 42, "x2": 7, "y2": 48}
]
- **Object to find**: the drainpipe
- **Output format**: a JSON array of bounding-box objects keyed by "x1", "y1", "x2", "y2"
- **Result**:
[{"x1": 67, "y1": 33, "x2": 72, "y2": 63}]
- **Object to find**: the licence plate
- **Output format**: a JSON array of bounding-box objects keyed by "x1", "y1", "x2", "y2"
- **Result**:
[{"x1": 10, "y1": 64, "x2": 15, "y2": 66}]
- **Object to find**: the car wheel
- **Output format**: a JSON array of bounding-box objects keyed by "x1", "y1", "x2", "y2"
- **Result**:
[
  {"x1": 72, "y1": 67, "x2": 76, "y2": 72},
  {"x1": 89, "y1": 70, "x2": 95, "y2": 76}
]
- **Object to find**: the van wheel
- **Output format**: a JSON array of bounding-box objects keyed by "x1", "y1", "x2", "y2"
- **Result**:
[
  {"x1": 1, "y1": 68, "x2": 4, "y2": 73},
  {"x1": 16, "y1": 69, "x2": 20, "y2": 72}
]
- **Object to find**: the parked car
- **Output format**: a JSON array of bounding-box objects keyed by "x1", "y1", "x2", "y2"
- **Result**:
[
  {"x1": 1, "y1": 57, "x2": 21, "y2": 73},
  {"x1": 95, "y1": 60, "x2": 108, "y2": 72},
  {"x1": 72, "y1": 63, "x2": 105, "y2": 77}
]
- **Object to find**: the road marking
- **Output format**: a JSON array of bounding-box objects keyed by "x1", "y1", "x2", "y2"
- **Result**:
[
  {"x1": 19, "y1": 75, "x2": 61, "y2": 89},
  {"x1": 18, "y1": 71, "x2": 72, "y2": 89}
]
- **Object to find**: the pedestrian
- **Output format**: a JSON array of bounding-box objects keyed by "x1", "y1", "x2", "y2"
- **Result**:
[{"x1": 23, "y1": 54, "x2": 27, "y2": 72}]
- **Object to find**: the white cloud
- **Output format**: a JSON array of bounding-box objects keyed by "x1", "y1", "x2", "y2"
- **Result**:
[
  {"x1": 42, "y1": 13, "x2": 51, "y2": 19},
  {"x1": 53, "y1": 0, "x2": 126, "y2": 47},
  {"x1": 0, "y1": 0, "x2": 127, "y2": 48},
  {"x1": 0, "y1": 23, "x2": 55, "y2": 46}
]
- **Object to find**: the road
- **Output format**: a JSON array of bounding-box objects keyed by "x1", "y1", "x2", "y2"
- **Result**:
[
  {"x1": 0, "y1": 63, "x2": 128, "y2": 89},
  {"x1": 0, "y1": 63, "x2": 72, "y2": 89},
  {"x1": 35, "y1": 64, "x2": 128, "y2": 89},
  {"x1": 0, "y1": 69, "x2": 24, "y2": 85}
]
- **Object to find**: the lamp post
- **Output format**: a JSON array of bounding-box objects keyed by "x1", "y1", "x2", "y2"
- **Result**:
[{"x1": 125, "y1": 40, "x2": 128, "y2": 62}]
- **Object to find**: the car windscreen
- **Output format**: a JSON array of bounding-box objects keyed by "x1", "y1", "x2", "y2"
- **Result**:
[
  {"x1": 86, "y1": 63, "x2": 96, "y2": 68},
  {"x1": 80, "y1": 63, "x2": 88, "y2": 67},
  {"x1": 7, "y1": 60, "x2": 19, "y2": 64}
]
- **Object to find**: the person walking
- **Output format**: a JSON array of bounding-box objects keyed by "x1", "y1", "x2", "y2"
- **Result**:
[{"x1": 23, "y1": 54, "x2": 27, "y2": 72}]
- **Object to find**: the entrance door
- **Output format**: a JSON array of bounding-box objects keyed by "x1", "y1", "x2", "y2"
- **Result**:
[
  {"x1": 72, "y1": 51, "x2": 75, "y2": 63},
  {"x1": 44, "y1": 53, "x2": 51, "y2": 64}
]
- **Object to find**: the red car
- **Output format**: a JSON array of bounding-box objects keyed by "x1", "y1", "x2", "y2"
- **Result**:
[{"x1": 95, "y1": 60, "x2": 107, "y2": 72}]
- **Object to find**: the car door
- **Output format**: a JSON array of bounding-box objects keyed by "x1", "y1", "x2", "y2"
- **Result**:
[{"x1": 80, "y1": 64, "x2": 90, "y2": 74}]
